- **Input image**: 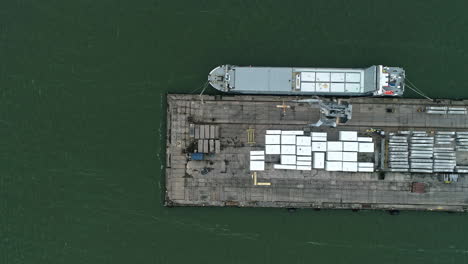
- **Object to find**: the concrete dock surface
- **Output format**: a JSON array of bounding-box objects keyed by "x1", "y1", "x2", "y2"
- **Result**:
[{"x1": 165, "y1": 94, "x2": 468, "y2": 212}]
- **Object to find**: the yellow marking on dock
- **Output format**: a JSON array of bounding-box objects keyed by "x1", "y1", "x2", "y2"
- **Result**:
[
  {"x1": 247, "y1": 128, "x2": 255, "y2": 144},
  {"x1": 252, "y1": 172, "x2": 270, "y2": 186},
  {"x1": 276, "y1": 101, "x2": 290, "y2": 113},
  {"x1": 252, "y1": 172, "x2": 257, "y2": 185}
]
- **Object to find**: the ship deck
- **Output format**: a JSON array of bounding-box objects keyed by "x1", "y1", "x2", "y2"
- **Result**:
[{"x1": 165, "y1": 94, "x2": 468, "y2": 212}]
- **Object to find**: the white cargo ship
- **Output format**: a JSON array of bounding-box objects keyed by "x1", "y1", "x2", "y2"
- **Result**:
[{"x1": 208, "y1": 65, "x2": 405, "y2": 96}]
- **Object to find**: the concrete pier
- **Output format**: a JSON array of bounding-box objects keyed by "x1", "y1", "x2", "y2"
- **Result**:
[{"x1": 165, "y1": 94, "x2": 468, "y2": 212}]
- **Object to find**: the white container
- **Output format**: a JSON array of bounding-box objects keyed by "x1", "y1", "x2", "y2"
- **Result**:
[
  {"x1": 297, "y1": 161, "x2": 312, "y2": 166},
  {"x1": 311, "y1": 132, "x2": 327, "y2": 137},
  {"x1": 358, "y1": 137, "x2": 373, "y2": 142},
  {"x1": 313, "y1": 152, "x2": 325, "y2": 169},
  {"x1": 339, "y1": 131, "x2": 358, "y2": 141},
  {"x1": 342, "y1": 152, "x2": 358, "y2": 162},
  {"x1": 296, "y1": 146, "x2": 312, "y2": 156},
  {"x1": 342, "y1": 161, "x2": 358, "y2": 172},
  {"x1": 250, "y1": 155, "x2": 265, "y2": 161},
  {"x1": 327, "y1": 151, "x2": 343, "y2": 161},
  {"x1": 343, "y1": 142, "x2": 359, "y2": 152},
  {"x1": 265, "y1": 134, "x2": 281, "y2": 144},
  {"x1": 359, "y1": 143, "x2": 375, "y2": 153},
  {"x1": 250, "y1": 151, "x2": 265, "y2": 156},
  {"x1": 281, "y1": 145, "x2": 296, "y2": 155},
  {"x1": 311, "y1": 136, "x2": 327, "y2": 142},
  {"x1": 326, "y1": 161, "x2": 342, "y2": 171},
  {"x1": 281, "y1": 131, "x2": 304, "y2": 135},
  {"x1": 274, "y1": 164, "x2": 296, "y2": 170},
  {"x1": 281, "y1": 135, "x2": 296, "y2": 145},
  {"x1": 296, "y1": 165, "x2": 312, "y2": 171},
  {"x1": 327, "y1": 141, "x2": 343, "y2": 151},
  {"x1": 358, "y1": 162, "x2": 374, "y2": 168},
  {"x1": 281, "y1": 155, "x2": 296, "y2": 165},
  {"x1": 296, "y1": 136, "x2": 311, "y2": 146},
  {"x1": 250, "y1": 160, "x2": 265, "y2": 171},
  {"x1": 266, "y1": 130, "x2": 282, "y2": 134},
  {"x1": 297, "y1": 156, "x2": 312, "y2": 161},
  {"x1": 358, "y1": 167, "x2": 374, "y2": 172},
  {"x1": 265, "y1": 145, "x2": 281, "y2": 154},
  {"x1": 312, "y1": 141, "x2": 327, "y2": 152}
]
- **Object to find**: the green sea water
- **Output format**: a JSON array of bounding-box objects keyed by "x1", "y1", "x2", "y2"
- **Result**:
[{"x1": 2, "y1": 1, "x2": 468, "y2": 263}]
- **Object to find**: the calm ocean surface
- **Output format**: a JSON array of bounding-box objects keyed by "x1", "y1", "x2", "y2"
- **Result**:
[{"x1": 2, "y1": 1, "x2": 468, "y2": 263}]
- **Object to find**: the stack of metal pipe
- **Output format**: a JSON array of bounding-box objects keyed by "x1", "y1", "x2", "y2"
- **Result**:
[
  {"x1": 426, "y1": 106, "x2": 467, "y2": 115},
  {"x1": 388, "y1": 133, "x2": 409, "y2": 172},
  {"x1": 448, "y1": 107, "x2": 467, "y2": 115},
  {"x1": 387, "y1": 130, "x2": 468, "y2": 174},
  {"x1": 456, "y1": 132, "x2": 468, "y2": 151},
  {"x1": 426, "y1": 106, "x2": 448, "y2": 115},
  {"x1": 433, "y1": 132, "x2": 456, "y2": 172},
  {"x1": 409, "y1": 132, "x2": 434, "y2": 173},
  {"x1": 456, "y1": 166, "x2": 468, "y2": 173}
]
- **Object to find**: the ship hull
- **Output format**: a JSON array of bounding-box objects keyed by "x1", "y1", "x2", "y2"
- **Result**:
[{"x1": 208, "y1": 65, "x2": 405, "y2": 97}]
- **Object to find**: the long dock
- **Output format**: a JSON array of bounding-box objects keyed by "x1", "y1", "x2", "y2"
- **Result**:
[{"x1": 165, "y1": 94, "x2": 468, "y2": 212}]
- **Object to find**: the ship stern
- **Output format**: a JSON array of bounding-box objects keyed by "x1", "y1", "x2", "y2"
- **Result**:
[{"x1": 208, "y1": 65, "x2": 232, "y2": 92}]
